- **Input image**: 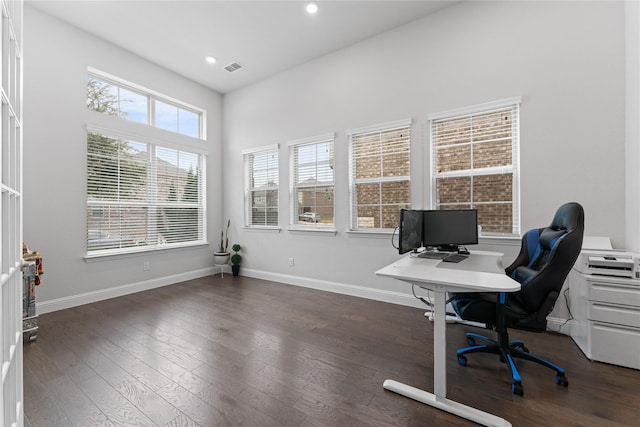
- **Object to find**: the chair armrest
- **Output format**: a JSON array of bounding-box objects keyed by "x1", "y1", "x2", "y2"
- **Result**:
[{"x1": 511, "y1": 266, "x2": 539, "y2": 285}]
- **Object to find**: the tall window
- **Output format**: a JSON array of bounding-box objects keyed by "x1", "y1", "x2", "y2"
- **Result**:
[
  {"x1": 348, "y1": 119, "x2": 411, "y2": 230},
  {"x1": 289, "y1": 134, "x2": 335, "y2": 228},
  {"x1": 87, "y1": 69, "x2": 204, "y2": 139},
  {"x1": 86, "y1": 69, "x2": 207, "y2": 256},
  {"x1": 429, "y1": 97, "x2": 521, "y2": 235},
  {"x1": 244, "y1": 145, "x2": 279, "y2": 227},
  {"x1": 87, "y1": 131, "x2": 205, "y2": 254}
]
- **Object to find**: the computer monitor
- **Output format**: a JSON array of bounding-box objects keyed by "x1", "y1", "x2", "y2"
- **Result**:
[
  {"x1": 398, "y1": 209, "x2": 424, "y2": 254},
  {"x1": 423, "y1": 209, "x2": 478, "y2": 252}
]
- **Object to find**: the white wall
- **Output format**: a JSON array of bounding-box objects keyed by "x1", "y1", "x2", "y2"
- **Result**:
[
  {"x1": 23, "y1": 6, "x2": 223, "y2": 310},
  {"x1": 223, "y1": 1, "x2": 626, "y2": 307}
]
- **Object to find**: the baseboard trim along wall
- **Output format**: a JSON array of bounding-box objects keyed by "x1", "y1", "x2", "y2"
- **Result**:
[
  {"x1": 546, "y1": 317, "x2": 574, "y2": 336},
  {"x1": 36, "y1": 267, "x2": 215, "y2": 314},
  {"x1": 241, "y1": 268, "x2": 440, "y2": 310}
]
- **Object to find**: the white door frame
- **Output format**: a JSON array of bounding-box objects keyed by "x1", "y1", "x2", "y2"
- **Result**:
[{"x1": 1, "y1": 1, "x2": 24, "y2": 426}]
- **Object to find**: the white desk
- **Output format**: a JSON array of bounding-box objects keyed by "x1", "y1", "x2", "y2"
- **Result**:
[{"x1": 376, "y1": 251, "x2": 520, "y2": 427}]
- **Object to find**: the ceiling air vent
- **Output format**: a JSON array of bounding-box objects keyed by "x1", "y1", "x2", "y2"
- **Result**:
[{"x1": 224, "y1": 62, "x2": 243, "y2": 73}]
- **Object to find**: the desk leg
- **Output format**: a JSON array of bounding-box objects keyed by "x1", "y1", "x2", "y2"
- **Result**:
[
  {"x1": 383, "y1": 289, "x2": 511, "y2": 427},
  {"x1": 433, "y1": 290, "x2": 447, "y2": 397}
]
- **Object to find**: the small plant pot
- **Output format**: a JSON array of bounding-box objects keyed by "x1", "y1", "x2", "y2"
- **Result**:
[
  {"x1": 231, "y1": 265, "x2": 240, "y2": 276},
  {"x1": 213, "y1": 252, "x2": 230, "y2": 265}
]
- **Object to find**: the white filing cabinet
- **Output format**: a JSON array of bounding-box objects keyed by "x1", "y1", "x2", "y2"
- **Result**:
[{"x1": 569, "y1": 270, "x2": 640, "y2": 369}]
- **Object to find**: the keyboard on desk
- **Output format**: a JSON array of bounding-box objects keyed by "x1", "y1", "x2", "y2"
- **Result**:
[{"x1": 417, "y1": 251, "x2": 448, "y2": 259}]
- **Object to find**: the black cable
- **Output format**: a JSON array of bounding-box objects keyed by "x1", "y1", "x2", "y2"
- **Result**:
[
  {"x1": 549, "y1": 286, "x2": 573, "y2": 333},
  {"x1": 413, "y1": 285, "x2": 461, "y2": 318},
  {"x1": 412, "y1": 284, "x2": 433, "y2": 308},
  {"x1": 563, "y1": 286, "x2": 573, "y2": 321},
  {"x1": 391, "y1": 225, "x2": 399, "y2": 249}
]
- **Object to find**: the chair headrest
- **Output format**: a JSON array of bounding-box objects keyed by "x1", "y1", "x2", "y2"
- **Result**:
[
  {"x1": 549, "y1": 202, "x2": 584, "y2": 233},
  {"x1": 536, "y1": 202, "x2": 583, "y2": 250}
]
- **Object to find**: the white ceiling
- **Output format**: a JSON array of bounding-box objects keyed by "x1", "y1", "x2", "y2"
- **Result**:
[{"x1": 27, "y1": 0, "x2": 456, "y2": 94}]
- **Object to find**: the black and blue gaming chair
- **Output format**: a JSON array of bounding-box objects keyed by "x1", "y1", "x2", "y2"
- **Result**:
[{"x1": 450, "y1": 202, "x2": 584, "y2": 396}]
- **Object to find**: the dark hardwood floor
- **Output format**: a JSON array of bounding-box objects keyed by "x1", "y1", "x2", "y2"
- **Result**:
[{"x1": 24, "y1": 275, "x2": 640, "y2": 426}]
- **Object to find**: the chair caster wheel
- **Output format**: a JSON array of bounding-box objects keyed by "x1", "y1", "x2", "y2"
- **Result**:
[
  {"x1": 513, "y1": 343, "x2": 529, "y2": 353},
  {"x1": 556, "y1": 374, "x2": 569, "y2": 387},
  {"x1": 458, "y1": 355, "x2": 467, "y2": 366},
  {"x1": 512, "y1": 382, "x2": 524, "y2": 396},
  {"x1": 511, "y1": 342, "x2": 529, "y2": 353}
]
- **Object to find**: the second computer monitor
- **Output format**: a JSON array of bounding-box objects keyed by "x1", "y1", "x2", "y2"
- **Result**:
[
  {"x1": 423, "y1": 209, "x2": 478, "y2": 252},
  {"x1": 398, "y1": 209, "x2": 424, "y2": 254}
]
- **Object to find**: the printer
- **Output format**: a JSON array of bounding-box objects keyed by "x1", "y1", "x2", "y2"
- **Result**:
[{"x1": 575, "y1": 249, "x2": 640, "y2": 279}]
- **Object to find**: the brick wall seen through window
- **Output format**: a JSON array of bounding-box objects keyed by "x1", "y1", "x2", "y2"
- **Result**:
[{"x1": 431, "y1": 100, "x2": 520, "y2": 235}]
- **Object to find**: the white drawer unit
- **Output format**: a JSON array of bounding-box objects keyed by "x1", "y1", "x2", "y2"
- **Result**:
[{"x1": 569, "y1": 271, "x2": 640, "y2": 369}]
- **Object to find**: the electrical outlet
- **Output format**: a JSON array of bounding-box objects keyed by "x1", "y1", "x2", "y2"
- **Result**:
[
  {"x1": 143, "y1": 262, "x2": 150, "y2": 271},
  {"x1": 289, "y1": 258, "x2": 294, "y2": 267}
]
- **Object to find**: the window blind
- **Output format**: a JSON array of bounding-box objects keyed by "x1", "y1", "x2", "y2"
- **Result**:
[
  {"x1": 87, "y1": 131, "x2": 205, "y2": 254},
  {"x1": 245, "y1": 146, "x2": 279, "y2": 227},
  {"x1": 289, "y1": 134, "x2": 335, "y2": 227},
  {"x1": 348, "y1": 120, "x2": 411, "y2": 230}
]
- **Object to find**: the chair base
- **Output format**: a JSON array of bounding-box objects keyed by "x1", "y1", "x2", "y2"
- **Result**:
[{"x1": 456, "y1": 331, "x2": 568, "y2": 396}]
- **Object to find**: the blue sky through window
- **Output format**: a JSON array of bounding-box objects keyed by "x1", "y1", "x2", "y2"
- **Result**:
[{"x1": 119, "y1": 87, "x2": 147, "y2": 124}]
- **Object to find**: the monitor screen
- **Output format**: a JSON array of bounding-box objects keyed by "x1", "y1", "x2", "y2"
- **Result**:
[
  {"x1": 398, "y1": 209, "x2": 424, "y2": 254},
  {"x1": 423, "y1": 209, "x2": 478, "y2": 251}
]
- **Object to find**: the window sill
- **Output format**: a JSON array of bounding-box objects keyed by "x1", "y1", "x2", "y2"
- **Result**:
[
  {"x1": 288, "y1": 226, "x2": 337, "y2": 235},
  {"x1": 478, "y1": 235, "x2": 521, "y2": 246},
  {"x1": 345, "y1": 229, "x2": 395, "y2": 239},
  {"x1": 85, "y1": 241, "x2": 210, "y2": 262},
  {"x1": 242, "y1": 226, "x2": 281, "y2": 233}
]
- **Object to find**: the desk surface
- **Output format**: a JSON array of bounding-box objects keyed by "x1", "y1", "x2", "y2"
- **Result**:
[{"x1": 376, "y1": 250, "x2": 519, "y2": 294}]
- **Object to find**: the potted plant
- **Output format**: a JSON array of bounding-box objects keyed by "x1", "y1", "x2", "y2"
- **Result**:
[
  {"x1": 231, "y1": 244, "x2": 242, "y2": 276},
  {"x1": 213, "y1": 219, "x2": 230, "y2": 265}
]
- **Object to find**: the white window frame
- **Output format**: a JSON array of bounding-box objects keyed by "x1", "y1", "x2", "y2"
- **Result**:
[
  {"x1": 428, "y1": 96, "x2": 521, "y2": 237},
  {"x1": 85, "y1": 68, "x2": 208, "y2": 258},
  {"x1": 288, "y1": 133, "x2": 335, "y2": 231},
  {"x1": 347, "y1": 118, "x2": 412, "y2": 232},
  {"x1": 88, "y1": 67, "x2": 206, "y2": 140},
  {"x1": 243, "y1": 144, "x2": 280, "y2": 229}
]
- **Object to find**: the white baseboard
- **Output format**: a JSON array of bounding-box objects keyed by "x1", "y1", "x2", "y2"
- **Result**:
[
  {"x1": 546, "y1": 317, "x2": 574, "y2": 336},
  {"x1": 241, "y1": 267, "x2": 427, "y2": 309},
  {"x1": 36, "y1": 267, "x2": 216, "y2": 314}
]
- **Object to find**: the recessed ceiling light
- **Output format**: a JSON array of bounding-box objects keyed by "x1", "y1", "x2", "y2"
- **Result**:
[
  {"x1": 305, "y1": 2, "x2": 318, "y2": 15},
  {"x1": 205, "y1": 56, "x2": 217, "y2": 64}
]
